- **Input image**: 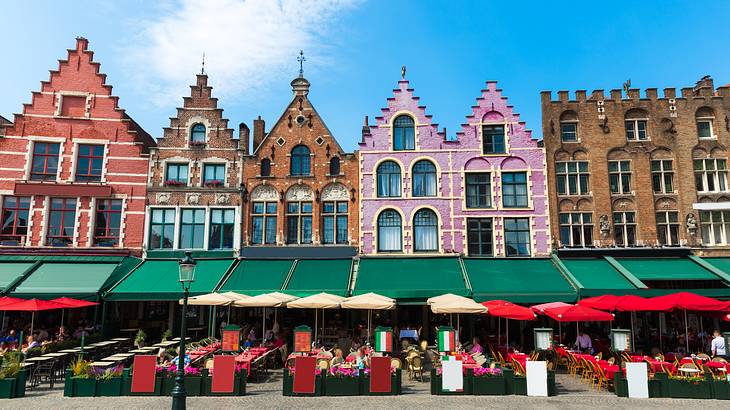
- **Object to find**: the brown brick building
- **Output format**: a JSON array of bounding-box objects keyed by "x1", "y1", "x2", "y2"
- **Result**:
[
  {"x1": 240, "y1": 73, "x2": 358, "y2": 252},
  {"x1": 145, "y1": 73, "x2": 244, "y2": 254},
  {"x1": 542, "y1": 77, "x2": 730, "y2": 255}
]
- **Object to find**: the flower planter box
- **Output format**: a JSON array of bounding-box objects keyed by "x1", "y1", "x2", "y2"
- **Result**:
[
  {"x1": 430, "y1": 368, "x2": 472, "y2": 395},
  {"x1": 73, "y1": 378, "x2": 97, "y2": 397},
  {"x1": 323, "y1": 375, "x2": 360, "y2": 396},
  {"x1": 0, "y1": 378, "x2": 16, "y2": 399},
  {"x1": 512, "y1": 376, "x2": 527, "y2": 395},
  {"x1": 666, "y1": 378, "x2": 713, "y2": 399},
  {"x1": 712, "y1": 380, "x2": 730, "y2": 400},
  {"x1": 123, "y1": 375, "x2": 162, "y2": 396},
  {"x1": 472, "y1": 376, "x2": 506, "y2": 395},
  {"x1": 161, "y1": 376, "x2": 174, "y2": 396},
  {"x1": 95, "y1": 377, "x2": 123, "y2": 396},
  {"x1": 282, "y1": 369, "x2": 323, "y2": 397},
  {"x1": 202, "y1": 375, "x2": 243, "y2": 396},
  {"x1": 14, "y1": 369, "x2": 26, "y2": 398},
  {"x1": 360, "y1": 369, "x2": 402, "y2": 395},
  {"x1": 184, "y1": 376, "x2": 202, "y2": 397}
]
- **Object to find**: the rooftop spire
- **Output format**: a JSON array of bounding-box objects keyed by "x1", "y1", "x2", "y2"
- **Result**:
[
  {"x1": 401, "y1": 65, "x2": 406, "y2": 79},
  {"x1": 201, "y1": 52, "x2": 206, "y2": 75},
  {"x1": 297, "y1": 50, "x2": 306, "y2": 77}
]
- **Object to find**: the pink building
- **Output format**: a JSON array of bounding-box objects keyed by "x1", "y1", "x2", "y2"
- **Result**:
[{"x1": 358, "y1": 76, "x2": 550, "y2": 256}]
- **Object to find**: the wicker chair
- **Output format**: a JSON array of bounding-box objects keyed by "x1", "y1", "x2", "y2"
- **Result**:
[{"x1": 410, "y1": 356, "x2": 424, "y2": 382}]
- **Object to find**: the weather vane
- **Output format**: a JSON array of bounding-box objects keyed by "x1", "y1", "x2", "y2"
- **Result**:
[
  {"x1": 297, "y1": 50, "x2": 306, "y2": 76},
  {"x1": 401, "y1": 65, "x2": 406, "y2": 79},
  {"x1": 201, "y1": 52, "x2": 205, "y2": 75}
]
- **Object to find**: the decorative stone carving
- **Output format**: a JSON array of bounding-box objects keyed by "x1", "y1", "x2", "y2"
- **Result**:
[
  {"x1": 599, "y1": 214, "x2": 611, "y2": 237},
  {"x1": 286, "y1": 184, "x2": 314, "y2": 201},
  {"x1": 186, "y1": 193, "x2": 201, "y2": 205},
  {"x1": 250, "y1": 184, "x2": 278, "y2": 201},
  {"x1": 686, "y1": 213, "x2": 698, "y2": 236},
  {"x1": 216, "y1": 193, "x2": 230, "y2": 204},
  {"x1": 156, "y1": 193, "x2": 171, "y2": 204},
  {"x1": 321, "y1": 183, "x2": 349, "y2": 201}
]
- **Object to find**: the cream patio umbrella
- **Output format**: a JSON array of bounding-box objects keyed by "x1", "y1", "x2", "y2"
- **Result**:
[
  {"x1": 234, "y1": 292, "x2": 298, "y2": 341},
  {"x1": 181, "y1": 292, "x2": 250, "y2": 337},
  {"x1": 430, "y1": 297, "x2": 487, "y2": 345},
  {"x1": 341, "y1": 293, "x2": 396, "y2": 344},
  {"x1": 287, "y1": 292, "x2": 345, "y2": 345},
  {"x1": 426, "y1": 293, "x2": 474, "y2": 306}
]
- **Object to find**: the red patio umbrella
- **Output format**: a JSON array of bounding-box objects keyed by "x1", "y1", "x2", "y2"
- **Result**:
[
  {"x1": 577, "y1": 295, "x2": 622, "y2": 311},
  {"x1": 50, "y1": 297, "x2": 98, "y2": 327},
  {"x1": 0, "y1": 296, "x2": 25, "y2": 307},
  {"x1": 542, "y1": 304, "x2": 615, "y2": 322},
  {"x1": 0, "y1": 299, "x2": 69, "y2": 335},
  {"x1": 530, "y1": 301, "x2": 571, "y2": 314},
  {"x1": 482, "y1": 300, "x2": 536, "y2": 348}
]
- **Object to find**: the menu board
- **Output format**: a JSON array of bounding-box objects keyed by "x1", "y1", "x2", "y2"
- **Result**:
[
  {"x1": 534, "y1": 329, "x2": 552, "y2": 351},
  {"x1": 294, "y1": 329, "x2": 312, "y2": 353},
  {"x1": 611, "y1": 330, "x2": 631, "y2": 352},
  {"x1": 222, "y1": 328, "x2": 240, "y2": 352}
]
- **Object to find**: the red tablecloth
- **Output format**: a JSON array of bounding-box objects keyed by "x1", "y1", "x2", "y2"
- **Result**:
[
  {"x1": 574, "y1": 353, "x2": 598, "y2": 363},
  {"x1": 506, "y1": 353, "x2": 528, "y2": 367}
]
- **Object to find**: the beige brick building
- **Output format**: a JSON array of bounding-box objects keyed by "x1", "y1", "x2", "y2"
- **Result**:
[
  {"x1": 145, "y1": 73, "x2": 244, "y2": 254},
  {"x1": 240, "y1": 73, "x2": 359, "y2": 251},
  {"x1": 542, "y1": 77, "x2": 730, "y2": 255}
]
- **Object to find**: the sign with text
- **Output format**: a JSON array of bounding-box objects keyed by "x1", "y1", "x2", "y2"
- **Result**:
[
  {"x1": 294, "y1": 325, "x2": 312, "y2": 353},
  {"x1": 222, "y1": 327, "x2": 241, "y2": 352}
]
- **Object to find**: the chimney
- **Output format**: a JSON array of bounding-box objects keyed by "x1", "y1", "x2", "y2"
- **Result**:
[
  {"x1": 75, "y1": 36, "x2": 89, "y2": 51},
  {"x1": 253, "y1": 116, "x2": 265, "y2": 152},
  {"x1": 361, "y1": 116, "x2": 370, "y2": 138},
  {"x1": 239, "y1": 122, "x2": 250, "y2": 155}
]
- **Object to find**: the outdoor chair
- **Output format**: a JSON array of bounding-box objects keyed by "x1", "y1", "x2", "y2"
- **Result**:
[
  {"x1": 679, "y1": 362, "x2": 699, "y2": 379},
  {"x1": 410, "y1": 355, "x2": 423, "y2": 382},
  {"x1": 697, "y1": 353, "x2": 711, "y2": 361},
  {"x1": 607, "y1": 357, "x2": 615, "y2": 365},
  {"x1": 712, "y1": 357, "x2": 728, "y2": 363},
  {"x1": 30, "y1": 359, "x2": 56, "y2": 389},
  {"x1": 390, "y1": 358, "x2": 402, "y2": 369},
  {"x1": 512, "y1": 360, "x2": 526, "y2": 377},
  {"x1": 317, "y1": 358, "x2": 330, "y2": 371}
]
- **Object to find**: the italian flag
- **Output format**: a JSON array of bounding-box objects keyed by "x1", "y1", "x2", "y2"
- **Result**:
[
  {"x1": 375, "y1": 330, "x2": 392, "y2": 352},
  {"x1": 439, "y1": 329, "x2": 455, "y2": 352}
]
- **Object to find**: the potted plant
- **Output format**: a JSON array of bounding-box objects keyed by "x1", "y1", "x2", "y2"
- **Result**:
[
  {"x1": 666, "y1": 373, "x2": 714, "y2": 399},
  {"x1": 324, "y1": 367, "x2": 360, "y2": 396},
  {"x1": 471, "y1": 367, "x2": 506, "y2": 395},
  {"x1": 95, "y1": 364, "x2": 124, "y2": 396},
  {"x1": 66, "y1": 358, "x2": 96, "y2": 397},
  {"x1": 360, "y1": 367, "x2": 402, "y2": 395},
  {"x1": 0, "y1": 356, "x2": 22, "y2": 399},
  {"x1": 161, "y1": 329, "x2": 173, "y2": 342},
  {"x1": 134, "y1": 329, "x2": 146, "y2": 349},
  {"x1": 164, "y1": 180, "x2": 186, "y2": 187},
  {"x1": 183, "y1": 366, "x2": 203, "y2": 396},
  {"x1": 204, "y1": 180, "x2": 224, "y2": 188},
  {"x1": 159, "y1": 364, "x2": 176, "y2": 396}
]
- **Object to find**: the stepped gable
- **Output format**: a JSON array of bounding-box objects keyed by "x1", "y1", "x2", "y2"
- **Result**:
[{"x1": 8, "y1": 37, "x2": 154, "y2": 151}]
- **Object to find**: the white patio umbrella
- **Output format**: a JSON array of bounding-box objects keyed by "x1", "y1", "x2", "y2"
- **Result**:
[
  {"x1": 341, "y1": 293, "x2": 396, "y2": 343},
  {"x1": 181, "y1": 292, "x2": 246, "y2": 306},
  {"x1": 287, "y1": 293, "x2": 345, "y2": 345},
  {"x1": 426, "y1": 293, "x2": 473, "y2": 306},
  {"x1": 234, "y1": 292, "x2": 298, "y2": 341},
  {"x1": 430, "y1": 297, "x2": 487, "y2": 345}
]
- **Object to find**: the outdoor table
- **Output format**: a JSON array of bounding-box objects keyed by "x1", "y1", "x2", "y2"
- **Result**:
[
  {"x1": 644, "y1": 358, "x2": 675, "y2": 373},
  {"x1": 399, "y1": 329, "x2": 418, "y2": 339},
  {"x1": 25, "y1": 356, "x2": 54, "y2": 362},
  {"x1": 129, "y1": 349, "x2": 153, "y2": 354},
  {"x1": 42, "y1": 352, "x2": 69, "y2": 358},
  {"x1": 110, "y1": 338, "x2": 130, "y2": 342},
  {"x1": 89, "y1": 361, "x2": 115, "y2": 368},
  {"x1": 677, "y1": 367, "x2": 701, "y2": 375},
  {"x1": 58, "y1": 349, "x2": 81, "y2": 353}
]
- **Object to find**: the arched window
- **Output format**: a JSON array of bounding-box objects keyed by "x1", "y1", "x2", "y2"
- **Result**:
[
  {"x1": 559, "y1": 110, "x2": 579, "y2": 142},
  {"x1": 413, "y1": 209, "x2": 438, "y2": 252},
  {"x1": 412, "y1": 160, "x2": 437, "y2": 197},
  {"x1": 290, "y1": 145, "x2": 311, "y2": 176},
  {"x1": 190, "y1": 123, "x2": 206, "y2": 144},
  {"x1": 377, "y1": 209, "x2": 402, "y2": 252},
  {"x1": 260, "y1": 158, "x2": 271, "y2": 177},
  {"x1": 393, "y1": 115, "x2": 415, "y2": 150},
  {"x1": 376, "y1": 161, "x2": 402, "y2": 198},
  {"x1": 329, "y1": 156, "x2": 341, "y2": 175}
]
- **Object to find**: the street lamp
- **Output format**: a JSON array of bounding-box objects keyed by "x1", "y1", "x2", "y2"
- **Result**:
[{"x1": 171, "y1": 251, "x2": 196, "y2": 410}]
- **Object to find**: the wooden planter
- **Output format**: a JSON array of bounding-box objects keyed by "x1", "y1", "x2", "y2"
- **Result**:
[
  {"x1": 183, "y1": 376, "x2": 202, "y2": 397},
  {"x1": 95, "y1": 377, "x2": 123, "y2": 396},
  {"x1": 161, "y1": 376, "x2": 175, "y2": 396},
  {"x1": 202, "y1": 375, "x2": 243, "y2": 396},
  {"x1": 323, "y1": 375, "x2": 360, "y2": 396},
  {"x1": 0, "y1": 378, "x2": 15, "y2": 399},
  {"x1": 471, "y1": 376, "x2": 507, "y2": 395},
  {"x1": 666, "y1": 378, "x2": 713, "y2": 399},
  {"x1": 72, "y1": 378, "x2": 97, "y2": 397}
]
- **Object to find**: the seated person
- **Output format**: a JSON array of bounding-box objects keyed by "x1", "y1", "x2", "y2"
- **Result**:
[
  {"x1": 331, "y1": 348, "x2": 345, "y2": 366},
  {"x1": 56, "y1": 326, "x2": 68, "y2": 342},
  {"x1": 22, "y1": 335, "x2": 39, "y2": 353},
  {"x1": 169, "y1": 347, "x2": 191, "y2": 368},
  {"x1": 355, "y1": 347, "x2": 369, "y2": 369},
  {"x1": 469, "y1": 337, "x2": 483, "y2": 355},
  {"x1": 573, "y1": 331, "x2": 594, "y2": 354}
]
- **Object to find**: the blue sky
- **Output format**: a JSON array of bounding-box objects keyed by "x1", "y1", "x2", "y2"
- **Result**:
[{"x1": 2, "y1": 0, "x2": 728, "y2": 151}]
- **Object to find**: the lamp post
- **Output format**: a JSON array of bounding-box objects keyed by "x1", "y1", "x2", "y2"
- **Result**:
[{"x1": 171, "y1": 251, "x2": 196, "y2": 410}]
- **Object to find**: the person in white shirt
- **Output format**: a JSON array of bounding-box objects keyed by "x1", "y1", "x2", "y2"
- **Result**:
[
  {"x1": 574, "y1": 331, "x2": 594, "y2": 354},
  {"x1": 711, "y1": 330, "x2": 726, "y2": 357}
]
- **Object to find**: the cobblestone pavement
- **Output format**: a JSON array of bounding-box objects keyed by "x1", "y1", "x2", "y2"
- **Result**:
[{"x1": 1, "y1": 371, "x2": 723, "y2": 409}]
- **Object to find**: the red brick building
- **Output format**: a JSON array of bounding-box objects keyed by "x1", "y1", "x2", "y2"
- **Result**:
[
  {"x1": 0, "y1": 38, "x2": 154, "y2": 255},
  {"x1": 240, "y1": 72, "x2": 359, "y2": 254}
]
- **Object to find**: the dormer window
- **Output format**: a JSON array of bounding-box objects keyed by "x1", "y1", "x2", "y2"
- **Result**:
[
  {"x1": 190, "y1": 123, "x2": 206, "y2": 145},
  {"x1": 260, "y1": 158, "x2": 271, "y2": 177},
  {"x1": 393, "y1": 115, "x2": 415, "y2": 151},
  {"x1": 482, "y1": 124, "x2": 506, "y2": 154}
]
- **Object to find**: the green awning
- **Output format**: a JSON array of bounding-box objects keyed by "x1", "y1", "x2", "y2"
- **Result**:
[
  {"x1": 561, "y1": 258, "x2": 639, "y2": 296},
  {"x1": 105, "y1": 258, "x2": 234, "y2": 301},
  {"x1": 284, "y1": 259, "x2": 352, "y2": 297},
  {"x1": 700, "y1": 258, "x2": 730, "y2": 278},
  {"x1": 218, "y1": 259, "x2": 295, "y2": 295},
  {"x1": 0, "y1": 262, "x2": 36, "y2": 292},
  {"x1": 10, "y1": 257, "x2": 139, "y2": 301},
  {"x1": 466, "y1": 258, "x2": 577, "y2": 304},
  {"x1": 353, "y1": 257, "x2": 468, "y2": 301},
  {"x1": 615, "y1": 258, "x2": 718, "y2": 280}
]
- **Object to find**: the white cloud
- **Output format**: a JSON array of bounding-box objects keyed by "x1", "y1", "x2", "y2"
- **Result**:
[{"x1": 125, "y1": 0, "x2": 358, "y2": 106}]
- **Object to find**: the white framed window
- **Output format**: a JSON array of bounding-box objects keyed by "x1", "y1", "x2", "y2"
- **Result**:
[
  {"x1": 700, "y1": 210, "x2": 730, "y2": 246},
  {"x1": 609, "y1": 160, "x2": 632, "y2": 195},
  {"x1": 697, "y1": 119, "x2": 714, "y2": 139},
  {"x1": 559, "y1": 212, "x2": 593, "y2": 248},
  {"x1": 560, "y1": 122, "x2": 578, "y2": 142},
  {"x1": 656, "y1": 211, "x2": 680, "y2": 246},
  {"x1": 694, "y1": 159, "x2": 727, "y2": 193},
  {"x1": 651, "y1": 160, "x2": 674, "y2": 194},
  {"x1": 613, "y1": 211, "x2": 636, "y2": 247},
  {"x1": 555, "y1": 161, "x2": 589, "y2": 195},
  {"x1": 625, "y1": 119, "x2": 648, "y2": 141}
]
